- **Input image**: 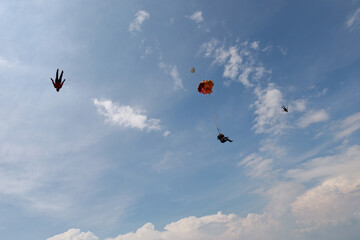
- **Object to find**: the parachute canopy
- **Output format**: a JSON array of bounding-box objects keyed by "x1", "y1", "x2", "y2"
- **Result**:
[
  {"x1": 190, "y1": 67, "x2": 195, "y2": 73},
  {"x1": 198, "y1": 80, "x2": 214, "y2": 94}
]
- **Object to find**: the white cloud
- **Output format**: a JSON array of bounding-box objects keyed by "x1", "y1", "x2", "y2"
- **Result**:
[
  {"x1": 200, "y1": 38, "x2": 219, "y2": 57},
  {"x1": 298, "y1": 109, "x2": 329, "y2": 128},
  {"x1": 129, "y1": 10, "x2": 150, "y2": 33},
  {"x1": 47, "y1": 228, "x2": 99, "y2": 240},
  {"x1": 238, "y1": 67, "x2": 253, "y2": 87},
  {"x1": 253, "y1": 84, "x2": 287, "y2": 135},
  {"x1": 238, "y1": 153, "x2": 273, "y2": 178},
  {"x1": 290, "y1": 99, "x2": 306, "y2": 112},
  {"x1": 214, "y1": 46, "x2": 243, "y2": 80},
  {"x1": 47, "y1": 145, "x2": 360, "y2": 240},
  {"x1": 93, "y1": 99, "x2": 162, "y2": 131},
  {"x1": 259, "y1": 138, "x2": 286, "y2": 157},
  {"x1": 287, "y1": 145, "x2": 360, "y2": 183},
  {"x1": 163, "y1": 131, "x2": 171, "y2": 137},
  {"x1": 287, "y1": 145, "x2": 360, "y2": 229},
  {"x1": 251, "y1": 41, "x2": 260, "y2": 49},
  {"x1": 264, "y1": 181, "x2": 305, "y2": 218},
  {"x1": 105, "y1": 211, "x2": 280, "y2": 240},
  {"x1": 345, "y1": 8, "x2": 360, "y2": 31},
  {"x1": 201, "y1": 39, "x2": 271, "y2": 87},
  {"x1": 277, "y1": 46, "x2": 287, "y2": 55},
  {"x1": 187, "y1": 11, "x2": 204, "y2": 23},
  {"x1": 159, "y1": 62, "x2": 184, "y2": 91},
  {"x1": 292, "y1": 176, "x2": 360, "y2": 229},
  {"x1": 335, "y1": 112, "x2": 360, "y2": 139},
  {"x1": 141, "y1": 47, "x2": 153, "y2": 59}
]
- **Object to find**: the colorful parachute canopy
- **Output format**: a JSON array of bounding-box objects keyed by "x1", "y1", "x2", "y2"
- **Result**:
[
  {"x1": 198, "y1": 80, "x2": 214, "y2": 94},
  {"x1": 190, "y1": 67, "x2": 195, "y2": 73}
]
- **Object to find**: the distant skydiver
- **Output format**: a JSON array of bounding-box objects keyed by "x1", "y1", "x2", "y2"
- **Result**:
[
  {"x1": 217, "y1": 133, "x2": 233, "y2": 143},
  {"x1": 281, "y1": 105, "x2": 288, "y2": 112},
  {"x1": 51, "y1": 69, "x2": 66, "y2": 92}
]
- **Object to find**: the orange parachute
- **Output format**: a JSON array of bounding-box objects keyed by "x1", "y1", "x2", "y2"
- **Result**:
[{"x1": 198, "y1": 80, "x2": 214, "y2": 94}]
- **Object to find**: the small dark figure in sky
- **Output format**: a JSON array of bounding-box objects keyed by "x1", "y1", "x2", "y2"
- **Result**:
[
  {"x1": 281, "y1": 105, "x2": 288, "y2": 112},
  {"x1": 51, "y1": 69, "x2": 66, "y2": 92},
  {"x1": 217, "y1": 133, "x2": 233, "y2": 143}
]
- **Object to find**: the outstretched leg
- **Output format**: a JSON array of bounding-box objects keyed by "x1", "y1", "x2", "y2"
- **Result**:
[
  {"x1": 55, "y1": 69, "x2": 61, "y2": 83},
  {"x1": 59, "y1": 70, "x2": 63, "y2": 82}
]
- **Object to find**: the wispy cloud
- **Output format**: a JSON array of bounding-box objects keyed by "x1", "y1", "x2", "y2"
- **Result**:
[
  {"x1": 129, "y1": 10, "x2": 150, "y2": 33},
  {"x1": 277, "y1": 46, "x2": 287, "y2": 55},
  {"x1": 345, "y1": 8, "x2": 360, "y2": 31},
  {"x1": 163, "y1": 130, "x2": 171, "y2": 137},
  {"x1": 298, "y1": 109, "x2": 329, "y2": 128},
  {"x1": 187, "y1": 11, "x2": 204, "y2": 24},
  {"x1": 201, "y1": 38, "x2": 219, "y2": 57},
  {"x1": 201, "y1": 39, "x2": 271, "y2": 87},
  {"x1": 153, "y1": 151, "x2": 181, "y2": 172},
  {"x1": 159, "y1": 61, "x2": 184, "y2": 91},
  {"x1": 290, "y1": 99, "x2": 306, "y2": 112},
  {"x1": 334, "y1": 112, "x2": 360, "y2": 139},
  {"x1": 238, "y1": 153, "x2": 273, "y2": 178},
  {"x1": 93, "y1": 99, "x2": 162, "y2": 131}
]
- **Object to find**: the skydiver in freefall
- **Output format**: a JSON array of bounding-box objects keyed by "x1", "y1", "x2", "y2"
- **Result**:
[
  {"x1": 217, "y1": 133, "x2": 233, "y2": 143},
  {"x1": 51, "y1": 69, "x2": 66, "y2": 92},
  {"x1": 281, "y1": 105, "x2": 288, "y2": 112}
]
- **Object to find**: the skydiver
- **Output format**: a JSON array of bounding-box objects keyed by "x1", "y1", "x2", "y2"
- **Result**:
[
  {"x1": 281, "y1": 105, "x2": 288, "y2": 112},
  {"x1": 51, "y1": 69, "x2": 66, "y2": 92},
  {"x1": 217, "y1": 133, "x2": 233, "y2": 143}
]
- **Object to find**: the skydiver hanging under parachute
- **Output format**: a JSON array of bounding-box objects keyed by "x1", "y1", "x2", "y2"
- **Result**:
[{"x1": 191, "y1": 67, "x2": 233, "y2": 143}]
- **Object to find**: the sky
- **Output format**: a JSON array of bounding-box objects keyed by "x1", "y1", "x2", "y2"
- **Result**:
[{"x1": 0, "y1": 0, "x2": 360, "y2": 239}]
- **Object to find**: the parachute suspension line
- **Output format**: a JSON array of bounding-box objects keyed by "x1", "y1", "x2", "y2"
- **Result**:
[
  {"x1": 208, "y1": 94, "x2": 222, "y2": 133},
  {"x1": 205, "y1": 94, "x2": 222, "y2": 134}
]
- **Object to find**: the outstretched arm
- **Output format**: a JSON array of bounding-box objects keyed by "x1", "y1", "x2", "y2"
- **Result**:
[
  {"x1": 51, "y1": 78, "x2": 56, "y2": 87},
  {"x1": 61, "y1": 79, "x2": 66, "y2": 87},
  {"x1": 59, "y1": 70, "x2": 63, "y2": 82}
]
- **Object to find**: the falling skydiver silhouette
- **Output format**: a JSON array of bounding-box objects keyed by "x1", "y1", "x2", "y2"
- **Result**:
[
  {"x1": 51, "y1": 69, "x2": 66, "y2": 92},
  {"x1": 281, "y1": 105, "x2": 288, "y2": 112}
]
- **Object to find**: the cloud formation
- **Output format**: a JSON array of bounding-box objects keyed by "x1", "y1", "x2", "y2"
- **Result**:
[
  {"x1": 93, "y1": 99, "x2": 162, "y2": 131},
  {"x1": 129, "y1": 10, "x2": 150, "y2": 33},
  {"x1": 298, "y1": 109, "x2": 329, "y2": 128},
  {"x1": 108, "y1": 212, "x2": 280, "y2": 240},
  {"x1": 288, "y1": 145, "x2": 360, "y2": 230},
  {"x1": 47, "y1": 144, "x2": 360, "y2": 240},
  {"x1": 47, "y1": 228, "x2": 99, "y2": 240},
  {"x1": 238, "y1": 153, "x2": 273, "y2": 178},
  {"x1": 334, "y1": 112, "x2": 360, "y2": 139},
  {"x1": 159, "y1": 62, "x2": 184, "y2": 91},
  {"x1": 201, "y1": 39, "x2": 271, "y2": 87},
  {"x1": 345, "y1": 8, "x2": 360, "y2": 31},
  {"x1": 252, "y1": 84, "x2": 287, "y2": 135},
  {"x1": 187, "y1": 11, "x2": 204, "y2": 23}
]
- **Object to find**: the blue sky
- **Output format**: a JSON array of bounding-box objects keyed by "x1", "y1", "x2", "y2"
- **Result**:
[{"x1": 0, "y1": 1, "x2": 360, "y2": 239}]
